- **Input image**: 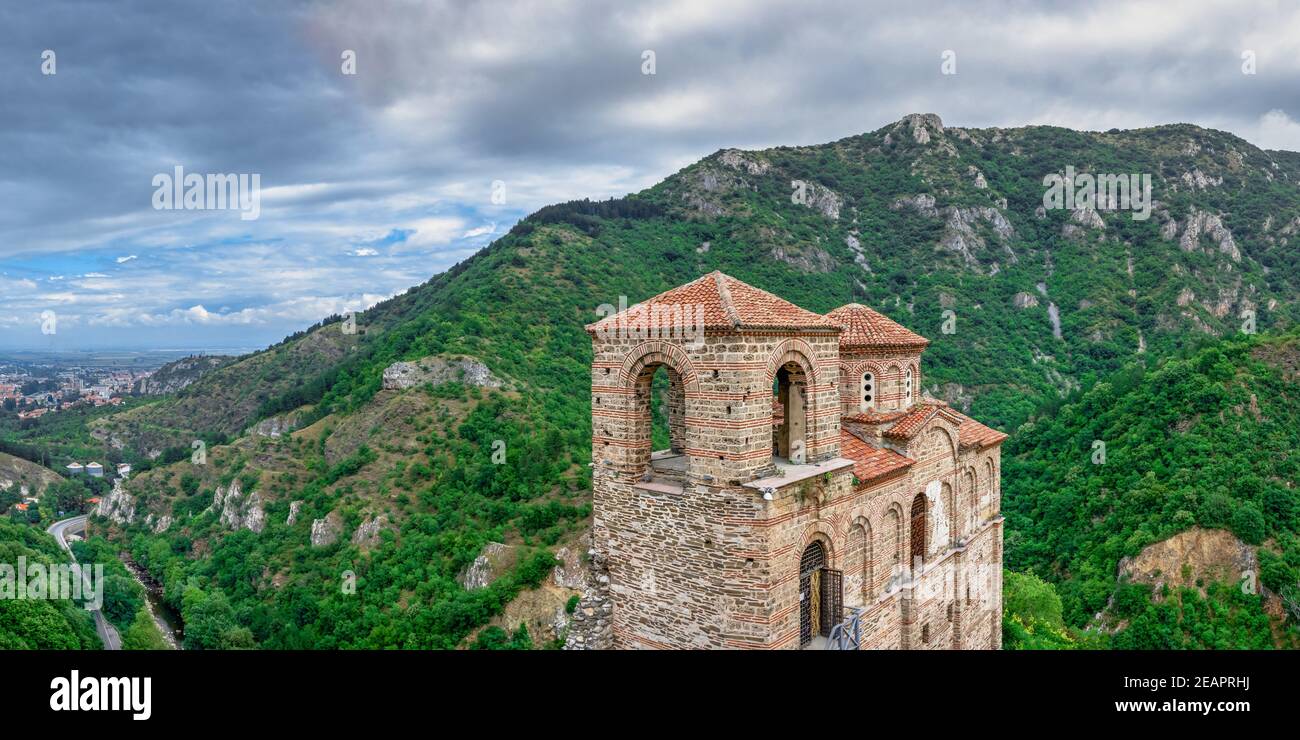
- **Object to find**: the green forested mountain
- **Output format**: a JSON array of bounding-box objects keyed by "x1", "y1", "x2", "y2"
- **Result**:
[
  {"x1": 1004, "y1": 330, "x2": 1300, "y2": 648},
  {"x1": 6, "y1": 114, "x2": 1300, "y2": 648}
]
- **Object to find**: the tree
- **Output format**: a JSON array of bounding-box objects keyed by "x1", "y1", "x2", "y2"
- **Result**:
[
  {"x1": 46, "y1": 480, "x2": 89, "y2": 516},
  {"x1": 101, "y1": 574, "x2": 144, "y2": 631},
  {"x1": 1230, "y1": 504, "x2": 1266, "y2": 545},
  {"x1": 182, "y1": 588, "x2": 251, "y2": 649},
  {"x1": 121, "y1": 608, "x2": 169, "y2": 650}
]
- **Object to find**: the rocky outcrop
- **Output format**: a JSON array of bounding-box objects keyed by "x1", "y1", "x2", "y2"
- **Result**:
[
  {"x1": 286, "y1": 500, "x2": 303, "y2": 526},
  {"x1": 310, "y1": 512, "x2": 342, "y2": 547},
  {"x1": 1013, "y1": 292, "x2": 1040, "y2": 309},
  {"x1": 1047, "y1": 302, "x2": 1062, "y2": 340},
  {"x1": 1180, "y1": 169, "x2": 1223, "y2": 191},
  {"x1": 552, "y1": 538, "x2": 591, "y2": 590},
  {"x1": 1118, "y1": 527, "x2": 1256, "y2": 598},
  {"x1": 133, "y1": 355, "x2": 230, "y2": 395},
  {"x1": 940, "y1": 207, "x2": 1016, "y2": 269},
  {"x1": 211, "y1": 479, "x2": 265, "y2": 533},
  {"x1": 552, "y1": 606, "x2": 570, "y2": 642},
  {"x1": 844, "y1": 234, "x2": 872, "y2": 274},
  {"x1": 351, "y1": 515, "x2": 390, "y2": 549},
  {"x1": 382, "y1": 355, "x2": 504, "y2": 391},
  {"x1": 718, "y1": 148, "x2": 770, "y2": 176},
  {"x1": 891, "y1": 195, "x2": 1016, "y2": 273},
  {"x1": 892, "y1": 193, "x2": 938, "y2": 217},
  {"x1": 1072, "y1": 205, "x2": 1106, "y2": 230},
  {"x1": 929, "y1": 382, "x2": 974, "y2": 413},
  {"x1": 770, "y1": 242, "x2": 836, "y2": 273},
  {"x1": 897, "y1": 113, "x2": 944, "y2": 145},
  {"x1": 242, "y1": 493, "x2": 266, "y2": 533},
  {"x1": 678, "y1": 152, "x2": 771, "y2": 219},
  {"x1": 458, "y1": 541, "x2": 515, "y2": 589},
  {"x1": 252, "y1": 413, "x2": 299, "y2": 438},
  {"x1": 152, "y1": 514, "x2": 172, "y2": 534},
  {"x1": 1175, "y1": 209, "x2": 1240, "y2": 262},
  {"x1": 96, "y1": 479, "x2": 136, "y2": 525},
  {"x1": 793, "y1": 181, "x2": 842, "y2": 220}
]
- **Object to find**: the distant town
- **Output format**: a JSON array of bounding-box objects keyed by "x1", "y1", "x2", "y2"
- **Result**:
[
  {"x1": 0, "y1": 364, "x2": 145, "y2": 419},
  {"x1": 0, "y1": 349, "x2": 243, "y2": 421}
]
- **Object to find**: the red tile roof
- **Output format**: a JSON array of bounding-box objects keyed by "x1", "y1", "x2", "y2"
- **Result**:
[
  {"x1": 947, "y1": 409, "x2": 1009, "y2": 450},
  {"x1": 839, "y1": 430, "x2": 914, "y2": 484},
  {"x1": 875, "y1": 402, "x2": 1008, "y2": 449},
  {"x1": 880, "y1": 403, "x2": 943, "y2": 440},
  {"x1": 586, "y1": 272, "x2": 839, "y2": 334},
  {"x1": 825, "y1": 303, "x2": 929, "y2": 350}
]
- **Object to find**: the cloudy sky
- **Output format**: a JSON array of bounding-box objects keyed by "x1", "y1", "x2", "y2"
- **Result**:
[{"x1": 3, "y1": 0, "x2": 1299, "y2": 350}]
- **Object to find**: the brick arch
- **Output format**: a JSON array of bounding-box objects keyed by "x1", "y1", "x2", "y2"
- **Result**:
[
  {"x1": 850, "y1": 515, "x2": 874, "y2": 601},
  {"x1": 764, "y1": 338, "x2": 823, "y2": 387},
  {"x1": 844, "y1": 359, "x2": 884, "y2": 378},
  {"x1": 766, "y1": 339, "x2": 828, "y2": 463},
  {"x1": 882, "y1": 362, "x2": 904, "y2": 409},
  {"x1": 842, "y1": 360, "x2": 884, "y2": 409},
  {"x1": 983, "y1": 457, "x2": 998, "y2": 518},
  {"x1": 620, "y1": 341, "x2": 700, "y2": 393},
  {"x1": 941, "y1": 480, "x2": 955, "y2": 549},
  {"x1": 924, "y1": 425, "x2": 959, "y2": 463},
  {"x1": 958, "y1": 467, "x2": 976, "y2": 539},
  {"x1": 882, "y1": 502, "x2": 905, "y2": 590},
  {"x1": 799, "y1": 520, "x2": 838, "y2": 568}
]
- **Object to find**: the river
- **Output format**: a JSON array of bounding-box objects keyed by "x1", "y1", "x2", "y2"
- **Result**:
[{"x1": 120, "y1": 553, "x2": 185, "y2": 649}]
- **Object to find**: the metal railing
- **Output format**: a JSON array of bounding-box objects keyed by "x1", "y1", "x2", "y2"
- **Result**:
[{"x1": 826, "y1": 607, "x2": 864, "y2": 650}]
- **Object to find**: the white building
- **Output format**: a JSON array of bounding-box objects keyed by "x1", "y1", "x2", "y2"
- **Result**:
[
  {"x1": 66, "y1": 462, "x2": 84, "y2": 476},
  {"x1": 85, "y1": 462, "x2": 104, "y2": 478}
]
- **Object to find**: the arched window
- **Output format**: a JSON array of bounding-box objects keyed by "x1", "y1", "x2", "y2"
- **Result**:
[
  {"x1": 904, "y1": 367, "x2": 914, "y2": 405},
  {"x1": 910, "y1": 493, "x2": 927, "y2": 569},
  {"x1": 773, "y1": 361, "x2": 807, "y2": 464},
  {"x1": 859, "y1": 372, "x2": 875, "y2": 412},
  {"x1": 633, "y1": 362, "x2": 688, "y2": 486}
]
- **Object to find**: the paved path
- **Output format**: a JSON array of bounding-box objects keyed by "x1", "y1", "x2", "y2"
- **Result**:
[{"x1": 46, "y1": 515, "x2": 122, "y2": 650}]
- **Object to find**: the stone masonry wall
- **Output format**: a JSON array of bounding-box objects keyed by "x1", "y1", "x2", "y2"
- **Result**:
[{"x1": 583, "y1": 320, "x2": 1003, "y2": 650}]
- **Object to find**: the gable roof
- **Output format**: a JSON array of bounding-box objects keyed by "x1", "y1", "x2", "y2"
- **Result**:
[
  {"x1": 839, "y1": 430, "x2": 914, "y2": 484},
  {"x1": 880, "y1": 403, "x2": 945, "y2": 440},
  {"x1": 824, "y1": 303, "x2": 929, "y2": 350},
  {"x1": 947, "y1": 409, "x2": 1010, "y2": 451},
  {"x1": 875, "y1": 401, "x2": 1008, "y2": 450},
  {"x1": 585, "y1": 272, "x2": 839, "y2": 334}
]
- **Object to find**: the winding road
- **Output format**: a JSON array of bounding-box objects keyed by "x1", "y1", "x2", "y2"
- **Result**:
[{"x1": 47, "y1": 514, "x2": 122, "y2": 650}]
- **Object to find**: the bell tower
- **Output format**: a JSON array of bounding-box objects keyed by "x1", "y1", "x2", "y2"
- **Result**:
[{"x1": 584, "y1": 272, "x2": 844, "y2": 648}]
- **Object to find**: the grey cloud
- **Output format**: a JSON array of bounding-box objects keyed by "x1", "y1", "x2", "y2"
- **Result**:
[{"x1": 3, "y1": 0, "x2": 1300, "y2": 347}]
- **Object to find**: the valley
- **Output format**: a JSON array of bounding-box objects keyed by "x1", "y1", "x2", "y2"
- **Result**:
[{"x1": 4, "y1": 114, "x2": 1299, "y2": 650}]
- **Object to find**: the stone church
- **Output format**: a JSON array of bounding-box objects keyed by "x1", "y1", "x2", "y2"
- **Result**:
[{"x1": 570, "y1": 272, "x2": 1005, "y2": 650}]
